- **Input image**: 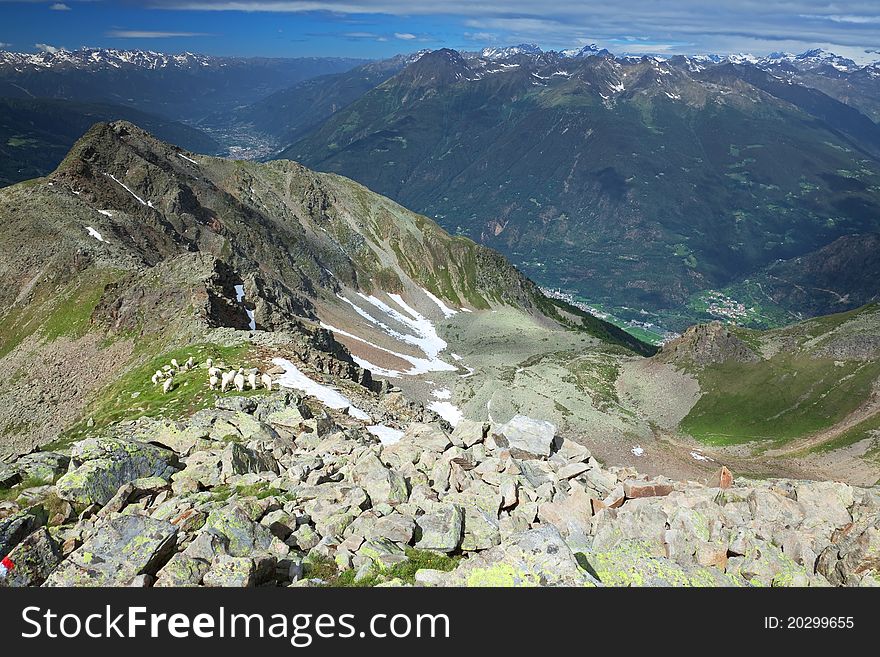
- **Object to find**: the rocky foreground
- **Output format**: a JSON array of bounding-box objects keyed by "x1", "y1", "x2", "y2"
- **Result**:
[{"x1": 1, "y1": 389, "x2": 878, "y2": 588}]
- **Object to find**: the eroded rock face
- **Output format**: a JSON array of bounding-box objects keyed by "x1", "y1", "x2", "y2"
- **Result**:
[
  {"x1": 2, "y1": 395, "x2": 878, "y2": 588},
  {"x1": 659, "y1": 321, "x2": 759, "y2": 366}
]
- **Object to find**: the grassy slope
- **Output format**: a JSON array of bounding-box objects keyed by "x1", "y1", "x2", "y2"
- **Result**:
[{"x1": 679, "y1": 305, "x2": 880, "y2": 447}]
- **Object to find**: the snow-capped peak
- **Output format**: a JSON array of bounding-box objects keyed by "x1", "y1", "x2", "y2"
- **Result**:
[
  {"x1": 0, "y1": 47, "x2": 216, "y2": 71},
  {"x1": 726, "y1": 53, "x2": 761, "y2": 65},
  {"x1": 562, "y1": 44, "x2": 602, "y2": 58},
  {"x1": 480, "y1": 44, "x2": 543, "y2": 60}
]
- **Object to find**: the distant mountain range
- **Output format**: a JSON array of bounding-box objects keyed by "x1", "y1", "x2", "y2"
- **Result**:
[
  {"x1": 0, "y1": 47, "x2": 367, "y2": 182},
  {"x1": 229, "y1": 44, "x2": 880, "y2": 332},
  {"x1": 2, "y1": 45, "x2": 880, "y2": 332}
]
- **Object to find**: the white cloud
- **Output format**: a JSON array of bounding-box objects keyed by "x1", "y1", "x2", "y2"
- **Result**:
[
  {"x1": 50, "y1": 3, "x2": 71, "y2": 10},
  {"x1": 106, "y1": 30, "x2": 213, "y2": 38},
  {"x1": 35, "y1": 43, "x2": 61, "y2": 53},
  {"x1": 394, "y1": 32, "x2": 416, "y2": 40},
  {"x1": 142, "y1": 1, "x2": 880, "y2": 59},
  {"x1": 464, "y1": 31, "x2": 498, "y2": 43}
]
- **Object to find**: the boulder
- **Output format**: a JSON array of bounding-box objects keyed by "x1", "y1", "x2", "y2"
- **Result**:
[
  {"x1": 154, "y1": 553, "x2": 209, "y2": 588},
  {"x1": 495, "y1": 416, "x2": 556, "y2": 457},
  {"x1": 451, "y1": 420, "x2": 487, "y2": 448},
  {"x1": 434, "y1": 526, "x2": 596, "y2": 587},
  {"x1": 0, "y1": 528, "x2": 61, "y2": 587},
  {"x1": 202, "y1": 555, "x2": 257, "y2": 587},
  {"x1": 415, "y1": 504, "x2": 464, "y2": 553},
  {"x1": 401, "y1": 424, "x2": 451, "y2": 453},
  {"x1": 55, "y1": 438, "x2": 176, "y2": 506},
  {"x1": 221, "y1": 442, "x2": 278, "y2": 480},
  {"x1": 0, "y1": 506, "x2": 47, "y2": 557},
  {"x1": 623, "y1": 479, "x2": 675, "y2": 499},
  {"x1": 581, "y1": 539, "x2": 743, "y2": 587},
  {"x1": 44, "y1": 514, "x2": 177, "y2": 587},
  {"x1": 537, "y1": 483, "x2": 594, "y2": 540},
  {"x1": 712, "y1": 466, "x2": 734, "y2": 489},
  {"x1": 351, "y1": 453, "x2": 409, "y2": 506},
  {"x1": 12, "y1": 452, "x2": 70, "y2": 484},
  {"x1": 202, "y1": 505, "x2": 273, "y2": 557}
]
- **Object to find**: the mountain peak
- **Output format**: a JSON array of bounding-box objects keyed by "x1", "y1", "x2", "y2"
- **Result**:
[
  {"x1": 562, "y1": 44, "x2": 602, "y2": 58},
  {"x1": 480, "y1": 44, "x2": 543, "y2": 60}
]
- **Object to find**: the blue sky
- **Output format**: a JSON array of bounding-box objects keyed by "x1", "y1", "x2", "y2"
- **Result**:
[{"x1": 1, "y1": 1, "x2": 879, "y2": 62}]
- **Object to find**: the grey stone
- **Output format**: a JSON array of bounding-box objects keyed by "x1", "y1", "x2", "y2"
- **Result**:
[
  {"x1": 202, "y1": 504, "x2": 274, "y2": 557},
  {"x1": 56, "y1": 438, "x2": 177, "y2": 506},
  {"x1": 433, "y1": 526, "x2": 596, "y2": 587},
  {"x1": 154, "y1": 553, "x2": 209, "y2": 587},
  {"x1": 496, "y1": 416, "x2": 556, "y2": 457},
  {"x1": 0, "y1": 528, "x2": 61, "y2": 587},
  {"x1": 203, "y1": 555, "x2": 257, "y2": 587},
  {"x1": 351, "y1": 453, "x2": 409, "y2": 506},
  {"x1": 415, "y1": 504, "x2": 463, "y2": 553},
  {"x1": 44, "y1": 514, "x2": 177, "y2": 587},
  {"x1": 221, "y1": 442, "x2": 278, "y2": 480},
  {"x1": 0, "y1": 506, "x2": 47, "y2": 558}
]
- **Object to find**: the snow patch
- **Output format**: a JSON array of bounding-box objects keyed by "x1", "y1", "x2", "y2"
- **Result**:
[
  {"x1": 85, "y1": 226, "x2": 105, "y2": 242},
  {"x1": 321, "y1": 322, "x2": 452, "y2": 377},
  {"x1": 431, "y1": 388, "x2": 452, "y2": 400},
  {"x1": 367, "y1": 425, "x2": 404, "y2": 445},
  {"x1": 97, "y1": 210, "x2": 114, "y2": 217},
  {"x1": 690, "y1": 451, "x2": 713, "y2": 462},
  {"x1": 330, "y1": 292, "x2": 457, "y2": 375},
  {"x1": 234, "y1": 284, "x2": 256, "y2": 330},
  {"x1": 104, "y1": 172, "x2": 147, "y2": 206},
  {"x1": 428, "y1": 401, "x2": 462, "y2": 427},
  {"x1": 421, "y1": 288, "x2": 458, "y2": 318},
  {"x1": 178, "y1": 152, "x2": 198, "y2": 165},
  {"x1": 631, "y1": 445, "x2": 645, "y2": 457},
  {"x1": 272, "y1": 358, "x2": 370, "y2": 421}
]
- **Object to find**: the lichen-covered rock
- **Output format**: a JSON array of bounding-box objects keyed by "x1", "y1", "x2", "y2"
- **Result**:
[
  {"x1": 434, "y1": 526, "x2": 596, "y2": 587},
  {"x1": 221, "y1": 442, "x2": 278, "y2": 480},
  {"x1": 202, "y1": 555, "x2": 257, "y2": 587},
  {"x1": 0, "y1": 528, "x2": 61, "y2": 587},
  {"x1": 581, "y1": 540, "x2": 744, "y2": 587},
  {"x1": 11, "y1": 452, "x2": 70, "y2": 485},
  {"x1": 351, "y1": 452, "x2": 409, "y2": 506},
  {"x1": 415, "y1": 504, "x2": 464, "y2": 553},
  {"x1": 817, "y1": 519, "x2": 880, "y2": 586},
  {"x1": 154, "y1": 553, "x2": 210, "y2": 587},
  {"x1": 445, "y1": 484, "x2": 502, "y2": 551},
  {"x1": 43, "y1": 514, "x2": 177, "y2": 587},
  {"x1": 0, "y1": 506, "x2": 47, "y2": 558},
  {"x1": 56, "y1": 438, "x2": 177, "y2": 506},
  {"x1": 202, "y1": 504, "x2": 273, "y2": 557}
]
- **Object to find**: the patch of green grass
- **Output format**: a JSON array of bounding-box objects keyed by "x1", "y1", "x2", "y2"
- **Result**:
[
  {"x1": 50, "y1": 342, "x2": 263, "y2": 449},
  {"x1": 306, "y1": 549, "x2": 461, "y2": 587},
  {"x1": 810, "y1": 414, "x2": 880, "y2": 454},
  {"x1": 0, "y1": 268, "x2": 122, "y2": 360},
  {"x1": 681, "y1": 356, "x2": 880, "y2": 446},
  {"x1": 0, "y1": 475, "x2": 52, "y2": 503}
]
